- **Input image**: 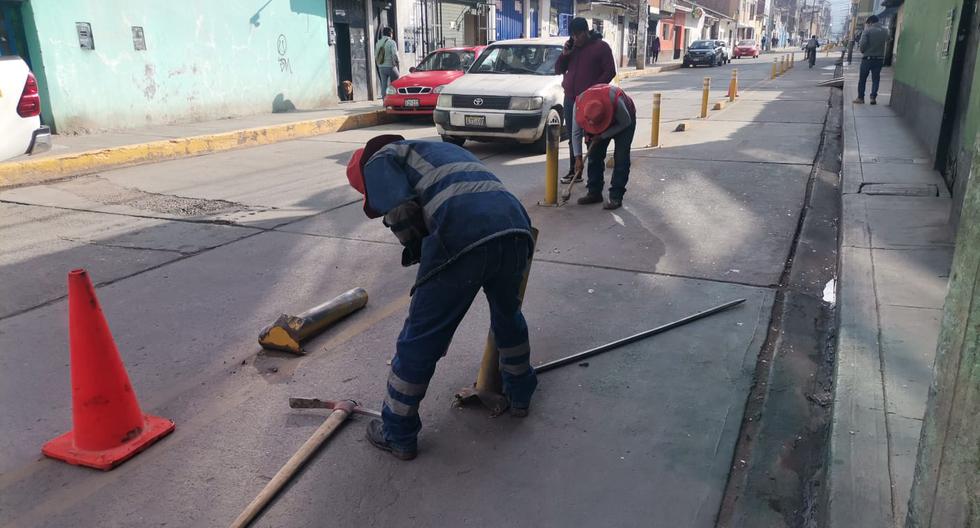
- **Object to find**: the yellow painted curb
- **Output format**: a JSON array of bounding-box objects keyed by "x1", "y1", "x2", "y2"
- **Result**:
[{"x1": 0, "y1": 109, "x2": 393, "y2": 188}]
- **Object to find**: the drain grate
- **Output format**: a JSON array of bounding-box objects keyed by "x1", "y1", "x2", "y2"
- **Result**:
[{"x1": 859, "y1": 183, "x2": 939, "y2": 197}]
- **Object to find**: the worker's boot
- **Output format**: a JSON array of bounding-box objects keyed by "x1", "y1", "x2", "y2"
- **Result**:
[
  {"x1": 853, "y1": 97, "x2": 865, "y2": 104},
  {"x1": 366, "y1": 419, "x2": 417, "y2": 461},
  {"x1": 603, "y1": 199, "x2": 623, "y2": 210},
  {"x1": 870, "y1": 97, "x2": 877, "y2": 105},
  {"x1": 577, "y1": 193, "x2": 603, "y2": 205},
  {"x1": 509, "y1": 400, "x2": 530, "y2": 418},
  {"x1": 560, "y1": 168, "x2": 583, "y2": 184}
]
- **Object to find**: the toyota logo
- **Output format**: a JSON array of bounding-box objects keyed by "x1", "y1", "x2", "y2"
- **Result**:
[{"x1": 473, "y1": 98, "x2": 484, "y2": 106}]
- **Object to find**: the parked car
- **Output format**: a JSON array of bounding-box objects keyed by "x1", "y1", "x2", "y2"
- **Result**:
[
  {"x1": 433, "y1": 37, "x2": 569, "y2": 152},
  {"x1": 715, "y1": 40, "x2": 732, "y2": 63},
  {"x1": 0, "y1": 56, "x2": 50, "y2": 161},
  {"x1": 384, "y1": 46, "x2": 484, "y2": 116},
  {"x1": 733, "y1": 39, "x2": 760, "y2": 58},
  {"x1": 683, "y1": 40, "x2": 725, "y2": 67}
]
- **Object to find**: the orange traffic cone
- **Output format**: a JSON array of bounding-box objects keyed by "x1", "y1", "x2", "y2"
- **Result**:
[{"x1": 42, "y1": 269, "x2": 175, "y2": 470}]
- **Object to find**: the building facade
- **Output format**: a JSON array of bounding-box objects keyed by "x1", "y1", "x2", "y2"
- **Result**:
[
  {"x1": 890, "y1": 0, "x2": 979, "y2": 226},
  {"x1": 3, "y1": 0, "x2": 342, "y2": 133}
]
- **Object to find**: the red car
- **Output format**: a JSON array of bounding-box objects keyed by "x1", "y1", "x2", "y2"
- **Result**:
[
  {"x1": 384, "y1": 46, "x2": 485, "y2": 115},
  {"x1": 733, "y1": 39, "x2": 760, "y2": 59}
]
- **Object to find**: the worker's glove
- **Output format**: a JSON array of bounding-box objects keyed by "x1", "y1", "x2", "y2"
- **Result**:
[{"x1": 383, "y1": 200, "x2": 428, "y2": 267}]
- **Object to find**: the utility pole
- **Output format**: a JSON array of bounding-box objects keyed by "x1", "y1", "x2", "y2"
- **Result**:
[
  {"x1": 806, "y1": 0, "x2": 818, "y2": 38},
  {"x1": 731, "y1": 0, "x2": 740, "y2": 53},
  {"x1": 636, "y1": 0, "x2": 647, "y2": 69}
]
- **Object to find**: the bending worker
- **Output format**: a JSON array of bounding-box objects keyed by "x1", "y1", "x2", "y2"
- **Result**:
[
  {"x1": 346, "y1": 135, "x2": 538, "y2": 461},
  {"x1": 572, "y1": 83, "x2": 637, "y2": 210}
]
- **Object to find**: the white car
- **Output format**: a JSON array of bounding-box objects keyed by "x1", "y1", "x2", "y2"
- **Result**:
[
  {"x1": 715, "y1": 40, "x2": 732, "y2": 64},
  {"x1": 433, "y1": 38, "x2": 567, "y2": 153},
  {"x1": 0, "y1": 56, "x2": 50, "y2": 161}
]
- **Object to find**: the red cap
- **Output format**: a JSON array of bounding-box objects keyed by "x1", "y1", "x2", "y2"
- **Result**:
[
  {"x1": 345, "y1": 134, "x2": 404, "y2": 218},
  {"x1": 575, "y1": 84, "x2": 615, "y2": 136}
]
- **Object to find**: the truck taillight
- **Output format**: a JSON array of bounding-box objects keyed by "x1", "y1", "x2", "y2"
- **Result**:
[{"x1": 17, "y1": 72, "x2": 41, "y2": 118}]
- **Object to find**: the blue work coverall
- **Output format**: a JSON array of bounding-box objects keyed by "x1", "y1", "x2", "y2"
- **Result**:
[{"x1": 363, "y1": 140, "x2": 538, "y2": 451}]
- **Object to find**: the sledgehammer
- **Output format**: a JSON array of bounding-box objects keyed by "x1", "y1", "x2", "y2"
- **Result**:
[
  {"x1": 258, "y1": 288, "x2": 368, "y2": 354},
  {"x1": 229, "y1": 399, "x2": 380, "y2": 528}
]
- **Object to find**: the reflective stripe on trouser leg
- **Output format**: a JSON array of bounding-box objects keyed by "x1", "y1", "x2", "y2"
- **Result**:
[
  {"x1": 483, "y1": 237, "x2": 537, "y2": 408},
  {"x1": 383, "y1": 369, "x2": 428, "y2": 422},
  {"x1": 498, "y1": 341, "x2": 532, "y2": 376},
  {"x1": 382, "y1": 249, "x2": 485, "y2": 450}
]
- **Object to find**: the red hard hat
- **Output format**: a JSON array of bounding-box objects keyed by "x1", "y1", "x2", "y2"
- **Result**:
[
  {"x1": 346, "y1": 134, "x2": 404, "y2": 218},
  {"x1": 576, "y1": 84, "x2": 615, "y2": 136}
]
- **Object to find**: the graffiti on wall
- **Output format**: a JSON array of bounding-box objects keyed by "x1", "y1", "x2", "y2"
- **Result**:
[{"x1": 277, "y1": 34, "x2": 292, "y2": 73}]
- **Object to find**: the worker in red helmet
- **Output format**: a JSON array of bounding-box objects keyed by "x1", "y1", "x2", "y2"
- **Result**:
[
  {"x1": 572, "y1": 83, "x2": 637, "y2": 210},
  {"x1": 346, "y1": 135, "x2": 538, "y2": 461}
]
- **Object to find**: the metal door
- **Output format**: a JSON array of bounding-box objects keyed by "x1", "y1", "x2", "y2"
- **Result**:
[
  {"x1": 496, "y1": 0, "x2": 523, "y2": 40},
  {"x1": 333, "y1": 0, "x2": 370, "y2": 101},
  {"x1": 937, "y1": 0, "x2": 978, "y2": 224}
]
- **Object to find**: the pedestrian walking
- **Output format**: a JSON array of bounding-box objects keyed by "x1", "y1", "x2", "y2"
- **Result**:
[
  {"x1": 346, "y1": 135, "x2": 538, "y2": 461},
  {"x1": 806, "y1": 35, "x2": 820, "y2": 68},
  {"x1": 651, "y1": 36, "x2": 661, "y2": 63},
  {"x1": 761, "y1": 35, "x2": 767, "y2": 51},
  {"x1": 555, "y1": 17, "x2": 616, "y2": 185},
  {"x1": 772, "y1": 36, "x2": 779, "y2": 49},
  {"x1": 572, "y1": 84, "x2": 637, "y2": 210},
  {"x1": 854, "y1": 15, "x2": 889, "y2": 105},
  {"x1": 375, "y1": 27, "x2": 400, "y2": 96}
]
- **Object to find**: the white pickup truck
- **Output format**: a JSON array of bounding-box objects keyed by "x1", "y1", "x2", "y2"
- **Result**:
[{"x1": 0, "y1": 56, "x2": 50, "y2": 161}]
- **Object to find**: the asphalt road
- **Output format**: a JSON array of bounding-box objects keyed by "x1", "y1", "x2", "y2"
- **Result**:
[{"x1": 0, "y1": 54, "x2": 838, "y2": 527}]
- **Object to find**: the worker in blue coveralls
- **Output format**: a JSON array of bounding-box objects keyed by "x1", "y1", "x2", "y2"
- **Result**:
[{"x1": 346, "y1": 135, "x2": 538, "y2": 460}]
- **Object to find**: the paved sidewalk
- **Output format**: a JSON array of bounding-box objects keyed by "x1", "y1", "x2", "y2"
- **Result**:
[{"x1": 829, "y1": 58, "x2": 955, "y2": 527}]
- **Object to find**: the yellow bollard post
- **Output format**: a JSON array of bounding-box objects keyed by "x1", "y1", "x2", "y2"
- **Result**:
[
  {"x1": 728, "y1": 69, "x2": 738, "y2": 102},
  {"x1": 791, "y1": 52, "x2": 795, "y2": 68},
  {"x1": 772, "y1": 58, "x2": 778, "y2": 79},
  {"x1": 700, "y1": 77, "x2": 710, "y2": 118},
  {"x1": 543, "y1": 121, "x2": 559, "y2": 205},
  {"x1": 650, "y1": 93, "x2": 662, "y2": 148}
]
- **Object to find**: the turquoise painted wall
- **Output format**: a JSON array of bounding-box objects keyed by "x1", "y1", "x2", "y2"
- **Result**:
[{"x1": 26, "y1": 0, "x2": 337, "y2": 133}]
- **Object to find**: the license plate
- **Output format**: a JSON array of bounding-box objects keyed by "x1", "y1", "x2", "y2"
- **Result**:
[
  {"x1": 405, "y1": 99, "x2": 420, "y2": 107},
  {"x1": 465, "y1": 115, "x2": 486, "y2": 127}
]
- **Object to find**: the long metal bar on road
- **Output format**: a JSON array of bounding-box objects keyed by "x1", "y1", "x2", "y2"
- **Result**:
[{"x1": 533, "y1": 298, "x2": 747, "y2": 374}]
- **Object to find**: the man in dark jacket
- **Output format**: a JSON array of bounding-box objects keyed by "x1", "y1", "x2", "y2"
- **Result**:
[
  {"x1": 555, "y1": 17, "x2": 616, "y2": 184},
  {"x1": 346, "y1": 135, "x2": 538, "y2": 461}
]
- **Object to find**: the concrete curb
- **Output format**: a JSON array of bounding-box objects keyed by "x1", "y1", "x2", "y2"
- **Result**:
[
  {"x1": 616, "y1": 63, "x2": 682, "y2": 82},
  {"x1": 0, "y1": 109, "x2": 393, "y2": 189},
  {"x1": 826, "y1": 63, "x2": 896, "y2": 528}
]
